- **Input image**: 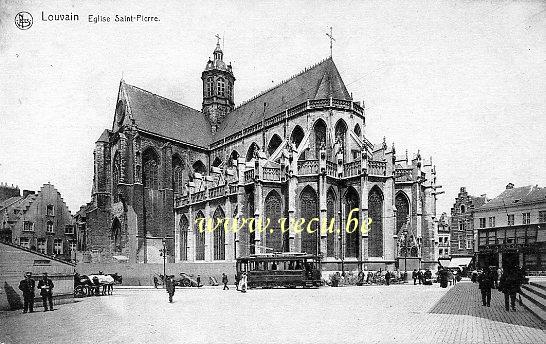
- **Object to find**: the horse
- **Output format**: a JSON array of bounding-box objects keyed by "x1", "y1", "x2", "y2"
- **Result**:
[{"x1": 87, "y1": 273, "x2": 123, "y2": 295}]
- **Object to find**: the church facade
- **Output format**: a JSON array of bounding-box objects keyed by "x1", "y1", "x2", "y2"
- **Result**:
[{"x1": 83, "y1": 41, "x2": 442, "y2": 271}]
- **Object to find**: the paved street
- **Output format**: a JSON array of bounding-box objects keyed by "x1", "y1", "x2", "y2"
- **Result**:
[{"x1": 0, "y1": 281, "x2": 544, "y2": 344}]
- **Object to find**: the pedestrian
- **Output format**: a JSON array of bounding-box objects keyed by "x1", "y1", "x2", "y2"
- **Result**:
[
  {"x1": 196, "y1": 274, "x2": 201, "y2": 288},
  {"x1": 439, "y1": 268, "x2": 449, "y2": 288},
  {"x1": 412, "y1": 269, "x2": 418, "y2": 285},
  {"x1": 385, "y1": 270, "x2": 391, "y2": 286},
  {"x1": 18, "y1": 272, "x2": 35, "y2": 313},
  {"x1": 491, "y1": 266, "x2": 499, "y2": 289},
  {"x1": 165, "y1": 275, "x2": 175, "y2": 303},
  {"x1": 239, "y1": 272, "x2": 248, "y2": 293},
  {"x1": 153, "y1": 276, "x2": 159, "y2": 288},
  {"x1": 222, "y1": 273, "x2": 229, "y2": 290},
  {"x1": 478, "y1": 267, "x2": 493, "y2": 307},
  {"x1": 235, "y1": 273, "x2": 240, "y2": 291},
  {"x1": 37, "y1": 272, "x2": 54, "y2": 311},
  {"x1": 499, "y1": 267, "x2": 522, "y2": 312},
  {"x1": 496, "y1": 267, "x2": 503, "y2": 288},
  {"x1": 417, "y1": 269, "x2": 423, "y2": 285}
]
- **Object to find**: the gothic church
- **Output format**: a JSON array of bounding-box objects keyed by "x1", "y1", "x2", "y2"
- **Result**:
[{"x1": 82, "y1": 40, "x2": 441, "y2": 271}]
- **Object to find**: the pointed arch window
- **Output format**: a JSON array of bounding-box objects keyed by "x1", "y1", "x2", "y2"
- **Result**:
[
  {"x1": 335, "y1": 119, "x2": 348, "y2": 160},
  {"x1": 395, "y1": 193, "x2": 410, "y2": 234},
  {"x1": 195, "y1": 211, "x2": 205, "y2": 261},
  {"x1": 172, "y1": 156, "x2": 184, "y2": 195},
  {"x1": 291, "y1": 125, "x2": 306, "y2": 160},
  {"x1": 113, "y1": 152, "x2": 121, "y2": 202},
  {"x1": 212, "y1": 157, "x2": 223, "y2": 167},
  {"x1": 264, "y1": 190, "x2": 283, "y2": 252},
  {"x1": 354, "y1": 124, "x2": 361, "y2": 137},
  {"x1": 300, "y1": 186, "x2": 318, "y2": 255},
  {"x1": 179, "y1": 215, "x2": 189, "y2": 261},
  {"x1": 143, "y1": 148, "x2": 159, "y2": 190},
  {"x1": 267, "y1": 134, "x2": 283, "y2": 157},
  {"x1": 368, "y1": 187, "x2": 384, "y2": 257},
  {"x1": 345, "y1": 188, "x2": 359, "y2": 258},
  {"x1": 192, "y1": 160, "x2": 206, "y2": 175},
  {"x1": 213, "y1": 207, "x2": 225, "y2": 260},
  {"x1": 326, "y1": 188, "x2": 336, "y2": 257},
  {"x1": 217, "y1": 77, "x2": 225, "y2": 96},
  {"x1": 246, "y1": 143, "x2": 259, "y2": 162},
  {"x1": 313, "y1": 120, "x2": 327, "y2": 160}
]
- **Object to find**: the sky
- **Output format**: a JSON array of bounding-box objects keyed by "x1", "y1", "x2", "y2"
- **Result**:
[{"x1": 0, "y1": 0, "x2": 545, "y2": 215}]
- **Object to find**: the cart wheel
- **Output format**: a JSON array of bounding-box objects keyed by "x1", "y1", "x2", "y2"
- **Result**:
[{"x1": 182, "y1": 279, "x2": 191, "y2": 287}]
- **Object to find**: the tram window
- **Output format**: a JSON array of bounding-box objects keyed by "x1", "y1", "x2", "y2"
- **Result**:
[
  {"x1": 271, "y1": 262, "x2": 278, "y2": 270},
  {"x1": 295, "y1": 260, "x2": 302, "y2": 270}
]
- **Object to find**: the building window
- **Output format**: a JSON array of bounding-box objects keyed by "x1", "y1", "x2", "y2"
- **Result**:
[
  {"x1": 439, "y1": 248, "x2": 443, "y2": 256},
  {"x1": 507, "y1": 214, "x2": 514, "y2": 226},
  {"x1": 459, "y1": 221, "x2": 465, "y2": 232},
  {"x1": 37, "y1": 238, "x2": 46, "y2": 254},
  {"x1": 226, "y1": 82, "x2": 232, "y2": 100},
  {"x1": 23, "y1": 221, "x2": 34, "y2": 232},
  {"x1": 46, "y1": 204, "x2": 54, "y2": 216},
  {"x1": 65, "y1": 225, "x2": 74, "y2": 235},
  {"x1": 479, "y1": 218, "x2": 486, "y2": 228},
  {"x1": 523, "y1": 212, "x2": 531, "y2": 225},
  {"x1": 20, "y1": 237, "x2": 30, "y2": 248},
  {"x1": 466, "y1": 238, "x2": 472, "y2": 249},
  {"x1": 46, "y1": 221, "x2": 54, "y2": 233},
  {"x1": 538, "y1": 211, "x2": 546, "y2": 223},
  {"x1": 69, "y1": 241, "x2": 76, "y2": 253},
  {"x1": 54, "y1": 239, "x2": 63, "y2": 255},
  {"x1": 458, "y1": 237, "x2": 462, "y2": 250},
  {"x1": 206, "y1": 77, "x2": 213, "y2": 97},
  {"x1": 488, "y1": 216, "x2": 495, "y2": 228},
  {"x1": 217, "y1": 78, "x2": 225, "y2": 96},
  {"x1": 460, "y1": 205, "x2": 466, "y2": 214}
]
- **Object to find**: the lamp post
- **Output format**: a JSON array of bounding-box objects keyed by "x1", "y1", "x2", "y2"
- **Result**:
[
  {"x1": 160, "y1": 238, "x2": 167, "y2": 287},
  {"x1": 403, "y1": 229, "x2": 408, "y2": 276}
]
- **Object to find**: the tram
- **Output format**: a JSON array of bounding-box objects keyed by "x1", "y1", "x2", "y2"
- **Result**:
[{"x1": 236, "y1": 252, "x2": 323, "y2": 288}]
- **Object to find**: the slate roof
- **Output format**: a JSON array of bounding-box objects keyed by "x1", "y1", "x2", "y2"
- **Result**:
[
  {"x1": 0, "y1": 196, "x2": 23, "y2": 210},
  {"x1": 122, "y1": 83, "x2": 212, "y2": 148},
  {"x1": 213, "y1": 57, "x2": 352, "y2": 141},
  {"x1": 477, "y1": 185, "x2": 546, "y2": 210}
]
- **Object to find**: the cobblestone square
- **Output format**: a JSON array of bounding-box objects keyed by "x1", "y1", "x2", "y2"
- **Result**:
[{"x1": 1, "y1": 281, "x2": 544, "y2": 344}]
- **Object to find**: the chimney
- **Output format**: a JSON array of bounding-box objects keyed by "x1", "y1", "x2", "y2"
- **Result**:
[
  {"x1": 23, "y1": 190, "x2": 35, "y2": 198},
  {"x1": 506, "y1": 183, "x2": 514, "y2": 189}
]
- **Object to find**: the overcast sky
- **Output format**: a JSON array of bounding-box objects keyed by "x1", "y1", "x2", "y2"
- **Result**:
[{"x1": 1, "y1": 0, "x2": 545, "y2": 215}]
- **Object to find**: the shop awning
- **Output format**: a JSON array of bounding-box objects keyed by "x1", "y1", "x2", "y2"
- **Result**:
[
  {"x1": 449, "y1": 257, "x2": 473, "y2": 268},
  {"x1": 112, "y1": 255, "x2": 129, "y2": 261}
]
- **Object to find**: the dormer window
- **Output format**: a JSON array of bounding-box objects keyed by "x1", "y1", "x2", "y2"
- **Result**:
[
  {"x1": 460, "y1": 205, "x2": 466, "y2": 214},
  {"x1": 47, "y1": 204, "x2": 54, "y2": 216}
]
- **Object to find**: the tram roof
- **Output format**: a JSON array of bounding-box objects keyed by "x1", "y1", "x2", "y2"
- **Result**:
[{"x1": 237, "y1": 253, "x2": 322, "y2": 261}]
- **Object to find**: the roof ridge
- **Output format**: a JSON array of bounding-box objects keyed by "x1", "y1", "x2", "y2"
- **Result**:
[
  {"x1": 233, "y1": 56, "x2": 332, "y2": 110},
  {"x1": 124, "y1": 82, "x2": 203, "y2": 114}
]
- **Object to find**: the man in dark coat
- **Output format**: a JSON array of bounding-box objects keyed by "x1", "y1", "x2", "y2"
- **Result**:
[
  {"x1": 18, "y1": 272, "x2": 35, "y2": 313},
  {"x1": 385, "y1": 271, "x2": 391, "y2": 286},
  {"x1": 478, "y1": 267, "x2": 493, "y2": 307},
  {"x1": 412, "y1": 269, "x2": 418, "y2": 285},
  {"x1": 417, "y1": 270, "x2": 423, "y2": 285},
  {"x1": 499, "y1": 267, "x2": 522, "y2": 312},
  {"x1": 37, "y1": 272, "x2": 54, "y2": 311},
  {"x1": 222, "y1": 273, "x2": 229, "y2": 290},
  {"x1": 165, "y1": 275, "x2": 175, "y2": 303},
  {"x1": 196, "y1": 275, "x2": 201, "y2": 288},
  {"x1": 439, "y1": 268, "x2": 449, "y2": 288}
]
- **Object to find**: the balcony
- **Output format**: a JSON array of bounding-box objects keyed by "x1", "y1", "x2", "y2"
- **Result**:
[
  {"x1": 263, "y1": 167, "x2": 281, "y2": 181},
  {"x1": 297, "y1": 160, "x2": 319, "y2": 175},
  {"x1": 368, "y1": 160, "x2": 387, "y2": 176},
  {"x1": 395, "y1": 168, "x2": 413, "y2": 182},
  {"x1": 343, "y1": 161, "x2": 360, "y2": 178},
  {"x1": 244, "y1": 169, "x2": 255, "y2": 183},
  {"x1": 190, "y1": 190, "x2": 206, "y2": 203},
  {"x1": 326, "y1": 161, "x2": 337, "y2": 177},
  {"x1": 208, "y1": 185, "x2": 225, "y2": 199}
]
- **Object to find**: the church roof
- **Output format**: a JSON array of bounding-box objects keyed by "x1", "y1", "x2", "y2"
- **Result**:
[
  {"x1": 213, "y1": 57, "x2": 352, "y2": 141},
  {"x1": 122, "y1": 83, "x2": 212, "y2": 148}
]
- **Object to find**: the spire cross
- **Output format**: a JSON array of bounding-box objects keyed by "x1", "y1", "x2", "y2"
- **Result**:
[
  {"x1": 326, "y1": 27, "x2": 336, "y2": 57},
  {"x1": 215, "y1": 34, "x2": 221, "y2": 45}
]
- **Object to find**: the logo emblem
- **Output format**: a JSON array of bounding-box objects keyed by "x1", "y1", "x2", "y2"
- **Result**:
[{"x1": 15, "y1": 12, "x2": 33, "y2": 30}]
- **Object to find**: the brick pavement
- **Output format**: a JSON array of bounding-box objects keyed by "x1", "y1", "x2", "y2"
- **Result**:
[{"x1": 0, "y1": 281, "x2": 544, "y2": 344}]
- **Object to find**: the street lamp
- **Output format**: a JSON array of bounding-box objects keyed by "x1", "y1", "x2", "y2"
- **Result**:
[
  {"x1": 402, "y1": 229, "x2": 408, "y2": 277},
  {"x1": 160, "y1": 238, "x2": 167, "y2": 287}
]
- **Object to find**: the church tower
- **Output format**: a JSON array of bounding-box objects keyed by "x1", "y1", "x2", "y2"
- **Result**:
[{"x1": 202, "y1": 38, "x2": 235, "y2": 133}]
